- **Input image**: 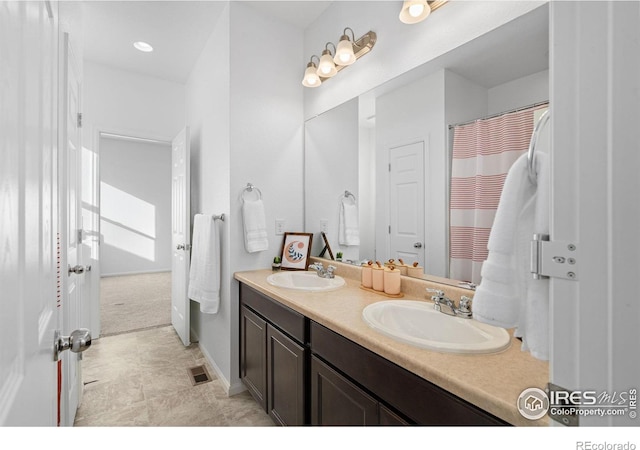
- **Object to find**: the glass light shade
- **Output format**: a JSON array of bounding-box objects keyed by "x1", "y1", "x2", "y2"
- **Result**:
[
  {"x1": 399, "y1": 0, "x2": 431, "y2": 24},
  {"x1": 317, "y1": 50, "x2": 337, "y2": 77},
  {"x1": 333, "y1": 36, "x2": 356, "y2": 66},
  {"x1": 302, "y1": 63, "x2": 321, "y2": 87}
]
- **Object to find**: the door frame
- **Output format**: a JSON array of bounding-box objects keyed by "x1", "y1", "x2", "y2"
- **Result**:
[{"x1": 89, "y1": 125, "x2": 174, "y2": 338}]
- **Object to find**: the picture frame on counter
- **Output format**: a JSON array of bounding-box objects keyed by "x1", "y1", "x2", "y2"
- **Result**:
[{"x1": 280, "y1": 232, "x2": 313, "y2": 270}]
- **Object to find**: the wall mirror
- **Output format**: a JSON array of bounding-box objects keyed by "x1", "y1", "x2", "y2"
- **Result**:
[{"x1": 303, "y1": 5, "x2": 549, "y2": 287}]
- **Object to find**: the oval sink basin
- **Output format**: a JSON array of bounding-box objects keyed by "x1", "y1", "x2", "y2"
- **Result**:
[
  {"x1": 267, "y1": 271, "x2": 346, "y2": 292},
  {"x1": 362, "y1": 300, "x2": 511, "y2": 354}
]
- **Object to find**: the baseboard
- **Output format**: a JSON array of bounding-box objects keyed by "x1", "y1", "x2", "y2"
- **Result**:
[
  {"x1": 197, "y1": 342, "x2": 246, "y2": 397},
  {"x1": 101, "y1": 268, "x2": 171, "y2": 277}
]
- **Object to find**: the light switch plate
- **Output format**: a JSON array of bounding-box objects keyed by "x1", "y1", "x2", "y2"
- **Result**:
[
  {"x1": 275, "y1": 219, "x2": 285, "y2": 235},
  {"x1": 320, "y1": 219, "x2": 329, "y2": 234}
]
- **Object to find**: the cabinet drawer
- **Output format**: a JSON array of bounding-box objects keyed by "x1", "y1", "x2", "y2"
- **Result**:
[
  {"x1": 311, "y1": 321, "x2": 508, "y2": 426},
  {"x1": 240, "y1": 283, "x2": 307, "y2": 344}
]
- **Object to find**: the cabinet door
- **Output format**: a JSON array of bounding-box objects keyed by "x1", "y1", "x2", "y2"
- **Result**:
[
  {"x1": 379, "y1": 404, "x2": 410, "y2": 425},
  {"x1": 240, "y1": 305, "x2": 267, "y2": 411},
  {"x1": 311, "y1": 356, "x2": 378, "y2": 426},
  {"x1": 267, "y1": 325, "x2": 307, "y2": 426}
]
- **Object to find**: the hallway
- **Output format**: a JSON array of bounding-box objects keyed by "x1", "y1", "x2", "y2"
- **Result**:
[{"x1": 74, "y1": 325, "x2": 274, "y2": 426}]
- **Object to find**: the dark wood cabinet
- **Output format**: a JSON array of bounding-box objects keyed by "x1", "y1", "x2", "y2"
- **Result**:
[
  {"x1": 267, "y1": 324, "x2": 307, "y2": 425},
  {"x1": 311, "y1": 355, "x2": 378, "y2": 425},
  {"x1": 240, "y1": 305, "x2": 267, "y2": 411},
  {"x1": 238, "y1": 281, "x2": 510, "y2": 426},
  {"x1": 239, "y1": 284, "x2": 308, "y2": 426}
]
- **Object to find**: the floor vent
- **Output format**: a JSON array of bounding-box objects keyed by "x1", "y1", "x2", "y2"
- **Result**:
[{"x1": 187, "y1": 365, "x2": 212, "y2": 386}]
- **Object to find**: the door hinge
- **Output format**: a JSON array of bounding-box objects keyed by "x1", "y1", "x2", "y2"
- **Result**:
[
  {"x1": 388, "y1": 163, "x2": 391, "y2": 172},
  {"x1": 547, "y1": 383, "x2": 579, "y2": 427},
  {"x1": 388, "y1": 225, "x2": 391, "y2": 234},
  {"x1": 77, "y1": 112, "x2": 83, "y2": 128},
  {"x1": 530, "y1": 234, "x2": 578, "y2": 280}
]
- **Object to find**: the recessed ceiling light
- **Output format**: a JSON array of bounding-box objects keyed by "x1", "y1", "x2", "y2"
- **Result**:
[{"x1": 133, "y1": 41, "x2": 153, "y2": 52}]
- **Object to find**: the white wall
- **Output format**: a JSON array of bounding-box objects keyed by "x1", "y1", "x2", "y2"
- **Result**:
[
  {"x1": 305, "y1": 98, "x2": 359, "y2": 262},
  {"x1": 185, "y1": 3, "x2": 231, "y2": 383},
  {"x1": 99, "y1": 137, "x2": 172, "y2": 276},
  {"x1": 186, "y1": 2, "x2": 304, "y2": 393},
  {"x1": 488, "y1": 69, "x2": 549, "y2": 115},
  {"x1": 83, "y1": 61, "x2": 185, "y2": 141},
  {"x1": 303, "y1": 0, "x2": 545, "y2": 119}
]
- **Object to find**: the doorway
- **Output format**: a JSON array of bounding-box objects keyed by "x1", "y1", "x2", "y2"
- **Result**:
[{"x1": 98, "y1": 132, "x2": 172, "y2": 336}]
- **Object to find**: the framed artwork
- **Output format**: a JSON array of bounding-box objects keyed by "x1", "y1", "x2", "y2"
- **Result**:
[
  {"x1": 318, "y1": 231, "x2": 334, "y2": 260},
  {"x1": 280, "y1": 232, "x2": 313, "y2": 271}
]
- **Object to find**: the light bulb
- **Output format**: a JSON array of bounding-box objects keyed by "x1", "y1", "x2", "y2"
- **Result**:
[
  {"x1": 409, "y1": 4, "x2": 424, "y2": 17},
  {"x1": 317, "y1": 50, "x2": 337, "y2": 77},
  {"x1": 302, "y1": 63, "x2": 321, "y2": 87}
]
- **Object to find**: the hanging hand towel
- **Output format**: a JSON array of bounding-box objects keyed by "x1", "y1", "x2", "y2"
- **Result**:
[
  {"x1": 472, "y1": 152, "x2": 550, "y2": 361},
  {"x1": 519, "y1": 152, "x2": 550, "y2": 361},
  {"x1": 472, "y1": 153, "x2": 536, "y2": 328},
  {"x1": 242, "y1": 198, "x2": 268, "y2": 253},
  {"x1": 188, "y1": 214, "x2": 221, "y2": 314},
  {"x1": 338, "y1": 197, "x2": 360, "y2": 246}
]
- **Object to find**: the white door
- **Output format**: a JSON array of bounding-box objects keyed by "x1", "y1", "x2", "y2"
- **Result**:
[
  {"x1": 0, "y1": 1, "x2": 59, "y2": 426},
  {"x1": 60, "y1": 32, "x2": 84, "y2": 426},
  {"x1": 171, "y1": 128, "x2": 191, "y2": 346},
  {"x1": 388, "y1": 142, "x2": 425, "y2": 266}
]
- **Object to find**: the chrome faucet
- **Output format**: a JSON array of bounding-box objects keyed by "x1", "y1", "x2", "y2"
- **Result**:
[
  {"x1": 309, "y1": 262, "x2": 336, "y2": 279},
  {"x1": 426, "y1": 289, "x2": 472, "y2": 319}
]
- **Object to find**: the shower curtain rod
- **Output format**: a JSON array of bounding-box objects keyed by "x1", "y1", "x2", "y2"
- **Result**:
[{"x1": 448, "y1": 100, "x2": 549, "y2": 130}]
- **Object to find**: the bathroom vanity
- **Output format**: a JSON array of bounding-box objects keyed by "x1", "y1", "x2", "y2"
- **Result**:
[{"x1": 235, "y1": 267, "x2": 549, "y2": 426}]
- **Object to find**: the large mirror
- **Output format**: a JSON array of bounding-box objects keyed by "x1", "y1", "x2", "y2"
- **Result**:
[{"x1": 304, "y1": 5, "x2": 549, "y2": 286}]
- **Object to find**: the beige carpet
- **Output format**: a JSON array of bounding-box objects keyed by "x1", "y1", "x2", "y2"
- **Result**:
[{"x1": 100, "y1": 272, "x2": 172, "y2": 337}]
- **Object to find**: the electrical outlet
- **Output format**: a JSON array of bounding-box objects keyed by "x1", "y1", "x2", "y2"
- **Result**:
[
  {"x1": 320, "y1": 219, "x2": 329, "y2": 234},
  {"x1": 275, "y1": 219, "x2": 285, "y2": 235}
]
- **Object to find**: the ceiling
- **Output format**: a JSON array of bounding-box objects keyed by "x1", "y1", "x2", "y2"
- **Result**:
[
  {"x1": 81, "y1": 1, "x2": 333, "y2": 84},
  {"x1": 81, "y1": 1, "x2": 548, "y2": 89}
]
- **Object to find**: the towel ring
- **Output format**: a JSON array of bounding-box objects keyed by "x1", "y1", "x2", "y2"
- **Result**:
[
  {"x1": 527, "y1": 110, "x2": 550, "y2": 185},
  {"x1": 242, "y1": 183, "x2": 262, "y2": 201},
  {"x1": 344, "y1": 190, "x2": 356, "y2": 202}
]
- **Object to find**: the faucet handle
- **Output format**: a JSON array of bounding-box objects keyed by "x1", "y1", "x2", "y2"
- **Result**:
[
  {"x1": 426, "y1": 288, "x2": 445, "y2": 299},
  {"x1": 459, "y1": 296, "x2": 472, "y2": 313},
  {"x1": 327, "y1": 265, "x2": 336, "y2": 272}
]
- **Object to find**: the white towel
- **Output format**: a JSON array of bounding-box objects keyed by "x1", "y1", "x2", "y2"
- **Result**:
[
  {"x1": 338, "y1": 197, "x2": 360, "y2": 246},
  {"x1": 242, "y1": 199, "x2": 268, "y2": 253},
  {"x1": 188, "y1": 214, "x2": 220, "y2": 314},
  {"x1": 472, "y1": 152, "x2": 549, "y2": 360}
]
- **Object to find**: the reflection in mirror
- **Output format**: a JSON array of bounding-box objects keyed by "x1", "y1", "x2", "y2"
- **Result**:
[{"x1": 303, "y1": 5, "x2": 549, "y2": 288}]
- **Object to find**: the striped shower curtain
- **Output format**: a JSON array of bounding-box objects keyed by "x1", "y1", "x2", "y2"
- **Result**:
[{"x1": 449, "y1": 104, "x2": 547, "y2": 284}]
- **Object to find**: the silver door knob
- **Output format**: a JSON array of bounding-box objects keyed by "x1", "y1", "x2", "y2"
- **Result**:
[
  {"x1": 68, "y1": 264, "x2": 85, "y2": 275},
  {"x1": 413, "y1": 242, "x2": 423, "y2": 248},
  {"x1": 54, "y1": 328, "x2": 92, "y2": 361}
]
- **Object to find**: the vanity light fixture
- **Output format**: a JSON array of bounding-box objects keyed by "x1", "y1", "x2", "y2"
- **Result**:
[
  {"x1": 399, "y1": 0, "x2": 448, "y2": 25},
  {"x1": 302, "y1": 55, "x2": 322, "y2": 88},
  {"x1": 317, "y1": 42, "x2": 338, "y2": 77},
  {"x1": 334, "y1": 28, "x2": 357, "y2": 65},
  {"x1": 133, "y1": 41, "x2": 154, "y2": 52},
  {"x1": 301, "y1": 28, "x2": 377, "y2": 88}
]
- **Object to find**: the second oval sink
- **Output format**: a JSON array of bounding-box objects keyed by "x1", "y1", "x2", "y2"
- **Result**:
[
  {"x1": 267, "y1": 271, "x2": 346, "y2": 292},
  {"x1": 362, "y1": 300, "x2": 511, "y2": 354}
]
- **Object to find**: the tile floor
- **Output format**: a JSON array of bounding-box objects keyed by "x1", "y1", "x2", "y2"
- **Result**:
[{"x1": 74, "y1": 325, "x2": 275, "y2": 427}]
